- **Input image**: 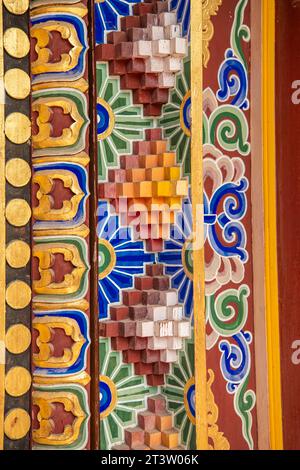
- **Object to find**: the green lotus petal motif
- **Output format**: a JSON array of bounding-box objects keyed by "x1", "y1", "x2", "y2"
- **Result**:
[
  {"x1": 162, "y1": 335, "x2": 196, "y2": 449},
  {"x1": 99, "y1": 338, "x2": 154, "y2": 449},
  {"x1": 96, "y1": 62, "x2": 153, "y2": 181}
]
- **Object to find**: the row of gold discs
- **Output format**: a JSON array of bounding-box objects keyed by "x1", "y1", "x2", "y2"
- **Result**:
[{"x1": 2, "y1": 0, "x2": 31, "y2": 443}]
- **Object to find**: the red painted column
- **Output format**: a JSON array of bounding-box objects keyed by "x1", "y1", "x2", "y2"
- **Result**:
[{"x1": 276, "y1": 0, "x2": 300, "y2": 450}]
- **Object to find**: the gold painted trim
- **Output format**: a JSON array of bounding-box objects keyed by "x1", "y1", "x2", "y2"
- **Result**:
[
  {"x1": 184, "y1": 377, "x2": 196, "y2": 425},
  {"x1": 32, "y1": 78, "x2": 89, "y2": 93},
  {"x1": 33, "y1": 299, "x2": 89, "y2": 312},
  {"x1": 96, "y1": 97, "x2": 115, "y2": 141},
  {"x1": 191, "y1": 0, "x2": 208, "y2": 450},
  {"x1": 33, "y1": 224, "x2": 90, "y2": 239},
  {"x1": 181, "y1": 236, "x2": 193, "y2": 281},
  {"x1": 202, "y1": 0, "x2": 222, "y2": 68},
  {"x1": 0, "y1": 1, "x2": 5, "y2": 450},
  {"x1": 33, "y1": 152, "x2": 90, "y2": 167},
  {"x1": 262, "y1": 0, "x2": 283, "y2": 450},
  {"x1": 34, "y1": 371, "x2": 91, "y2": 387},
  {"x1": 31, "y1": 3, "x2": 88, "y2": 18},
  {"x1": 207, "y1": 369, "x2": 230, "y2": 450},
  {"x1": 33, "y1": 316, "x2": 86, "y2": 369},
  {"x1": 180, "y1": 91, "x2": 191, "y2": 137},
  {"x1": 32, "y1": 390, "x2": 87, "y2": 446},
  {"x1": 99, "y1": 375, "x2": 117, "y2": 420},
  {"x1": 98, "y1": 238, "x2": 116, "y2": 280}
]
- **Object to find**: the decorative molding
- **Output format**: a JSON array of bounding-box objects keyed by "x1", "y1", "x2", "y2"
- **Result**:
[
  {"x1": 30, "y1": 0, "x2": 92, "y2": 449},
  {"x1": 32, "y1": 384, "x2": 90, "y2": 450},
  {"x1": 0, "y1": 1, "x2": 5, "y2": 451},
  {"x1": 191, "y1": 0, "x2": 208, "y2": 450},
  {"x1": 202, "y1": 0, "x2": 223, "y2": 67},
  {"x1": 262, "y1": 0, "x2": 283, "y2": 450},
  {"x1": 207, "y1": 369, "x2": 230, "y2": 450},
  {"x1": 1, "y1": 0, "x2": 32, "y2": 450}
]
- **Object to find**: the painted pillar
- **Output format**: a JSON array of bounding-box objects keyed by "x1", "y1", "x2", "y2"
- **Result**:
[{"x1": 275, "y1": 0, "x2": 300, "y2": 450}]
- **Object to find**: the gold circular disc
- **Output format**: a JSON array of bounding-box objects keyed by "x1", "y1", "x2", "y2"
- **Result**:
[
  {"x1": 6, "y1": 281, "x2": 31, "y2": 310},
  {"x1": 5, "y1": 367, "x2": 31, "y2": 397},
  {"x1": 6, "y1": 199, "x2": 31, "y2": 227},
  {"x1": 6, "y1": 240, "x2": 31, "y2": 268},
  {"x1": 4, "y1": 408, "x2": 31, "y2": 440},
  {"x1": 3, "y1": 0, "x2": 29, "y2": 15},
  {"x1": 5, "y1": 159, "x2": 31, "y2": 188},
  {"x1": 3, "y1": 28, "x2": 30, "y2": 58},
  {"x1": 5, "y1": 324, "x2": 31, "y2": 354},
  {"x1": 4, "y1": 69, "x2": 31, "y2": 100},
  {"x1": 5, "y1": 113, "x2": 31, "y2": 144}
]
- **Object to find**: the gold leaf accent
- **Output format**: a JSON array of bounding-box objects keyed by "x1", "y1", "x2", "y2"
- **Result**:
[
  {"x1": 202, "y1": 0, "x2": 223, "y2": 67},
  {"x1": 33, "y1": 224, "x2": 90, "y2": 239},
  {"x1": 31, "y1": 3, "x2": 88, "y2": 18},
  {"x1": 32, "y1": 97, "x2": 84, "y2": 150},
  {"x1": 4, "y1": 409, "x2": 31, "y2": 440},
  {"x1": 31, "y1": 21, "x2": 83, "y2": 76},
  {"x1": 33, "y1": 299, "x2": 89, "y2": 311},
  {"x1": 34, "y1": 371, "x2": 91, "y2": 387},
  {"x1": 207, "y1": 369, "x2": 230, "y2": 450},
  {"x1": 33, "y1": 390, "x2": 87, "y2": 446},
  {"x1": 32, "y1": 78, "x2": 88, "y2": 93},
  {"x1": 33, "y1": 315, "x2": 86, "y2": 369},
  {"x1": 33, "y1": 169, "x2": 85, "y2": 222},
  {"x1": 33, "y1": 242, "x2": 87, "y2": 296},
  {"x1": 33, "y1": 152, "x2": 90, "y2": 167}
]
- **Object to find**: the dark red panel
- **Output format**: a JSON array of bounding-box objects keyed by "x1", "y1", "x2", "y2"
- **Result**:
[{"x1": 276, "y1": 0, "x2": 300, "y2": 450}]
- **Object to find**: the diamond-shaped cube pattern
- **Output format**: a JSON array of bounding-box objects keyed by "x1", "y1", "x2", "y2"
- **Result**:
[
  {"x1": 95, "y1": 0, "x2": 188, "y2": 116},
  {"x1": 99, "y1": 265, "x2": 191, "y2": 385},
  {"x1": 98, "y1": 129, "x2": 188, "y2": 252},
  {"x1": 112, "y1": 395, "x2": 184, "y2": 450}
]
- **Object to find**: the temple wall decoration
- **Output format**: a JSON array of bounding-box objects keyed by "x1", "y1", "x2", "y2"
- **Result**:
[
  {"x1": 30, "y1": 0, "x2": 92, "y2": 450},
  {"x1": 203, "y1": 0, "x2": 258, "y2": 450},
  {"x1": 0, "y1": 0, "x2": 298, "y2": 452},
  {"x1": 96, "y1": 0, "x2": 256, "y2": 450},
  {"x1": 1, "y1": 0, "x2": 32, "y2": 450}
]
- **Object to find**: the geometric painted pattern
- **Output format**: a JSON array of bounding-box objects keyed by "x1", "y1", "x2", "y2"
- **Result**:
[
  {"x1": 97, "y1": 62, "x2": 153, "y2": 180},
  {"x1": 162, "y1": 336, "x2": 196, "y2": 449},
  {"x1": 98, "y1": 129, "x2": 189, "y2": 251},
  {"x1": 96, "y1": 0, "x2": 255, "y2": 451},
  {"x1": 158, "y1": 196, "x2": 194, "y2": 319},
  {"x1": 99, "y1": 337, "x2": 155, "y2": 449},
  {"x1": 95, "y1": 0, "x2": 142, "y2": 44},
  {"x1": 159, "y1": 55, "x2": 191, "y2": 178},
  {"x1": 100, "y1": 263, "x2": 191, "y2": 386},
  {"x1": 113, "y1": 395, "x2": 184, "y2": 450},
  {"x1": 97, "y1": 200, "x2": 154, "y2": 319},
  {"x1": 96, "y1": 3, "x2": 188, "y2": 117}
]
